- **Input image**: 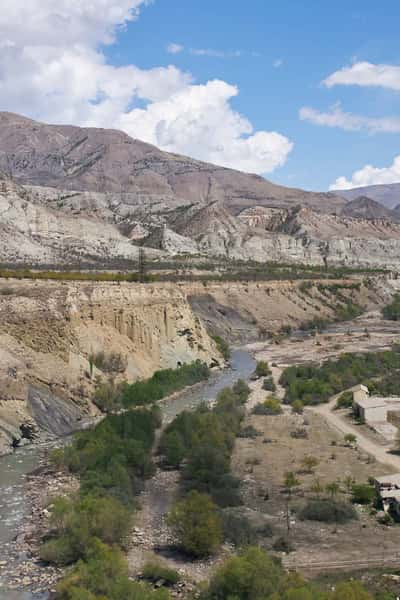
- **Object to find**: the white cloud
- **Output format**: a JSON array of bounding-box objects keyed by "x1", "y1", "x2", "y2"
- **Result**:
[
  {"x1": 330, "y1": 156, "x2": 400, "y2": 190},
  {"x1": 0, "y1": 0, "x2": 292, "y2": 174},
  {"x1": 300, "y1": 104, "x2": 400, "y2": 133},
  {"x1": 167, "y1": 43, "x2": 184, "y2": 55},
  {"x1": 273, "y1": 59, "x2": 283, "y2": 68},
  {"x1": 323, "y1": 61, "x2": 400, "y2": 91},
  {"x1": 190, "y1": 48, "x2": 242, "y2": 58}
]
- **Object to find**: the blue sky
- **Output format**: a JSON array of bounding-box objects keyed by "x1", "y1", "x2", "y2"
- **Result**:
[
  {"x1": 111, "y1": 0, "x2": 400, "y2": 191},
  {"x1": 2, "y1": 0, "x2": 400, "y2": 192}
]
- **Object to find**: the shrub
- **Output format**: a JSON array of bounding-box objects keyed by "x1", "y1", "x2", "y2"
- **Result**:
[
  {"x1": 93, "y1": 380, "x2": 124, "y2": 413},
  {"x1": 291, "y1": 400, "x2": 304, "y2": 414},
  {"x1": 255, "y1": 361, "x2": 271, "y2": 378},
  {"x1": 280, "y1": 347, "x2": 400, "y2": 406},
  {"x1": 167, "y1": 491, "x2": 223, "y2": 557},
  {"x1": 202, "y1": 546, "x2": 283, "y2": 600},
  {"x1": 352, "y1": 484, "x2": 376, "y2": 505},
  {"x1": 123, "y1": 360, "x2": 210, "y2": 408},
  {"x1": 237, "y1": 425, "x2": 261, "y2": 439},
  {"x1": 335, "y1": 391, "x2": 353, "y2": 410},
  {"x1": 382, "y1": 294, "x2": 400, "y2": 321},
  {"x1": 262, "y1": 377, "x2": 277, "y2": 392},
  {"x1": 221, "y1": 511, "x2": 260, "y2": 547},
  {"x1": 89, "y1": 351, "x2": 127, "y2": 374},
  {"x1": 299, "y1": 499, "x2": 357, "y2": 524},
  {"x1": 212, "y1": 335, "x2": 231, "y2": 361},
  {"x1": 55, "y1": 539, "x2": 169, "y2": 600},
  {"x1": 142, "y1": 561, "x2": 180, "y2": 586},
  {"x1": 253, "y1": 397, "x2": 282, "y2": 416}
]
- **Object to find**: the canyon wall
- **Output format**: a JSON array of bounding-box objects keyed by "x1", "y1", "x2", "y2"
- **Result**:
[{"x1": 0, "y1": 275, "x2": 397, "y2": 453}]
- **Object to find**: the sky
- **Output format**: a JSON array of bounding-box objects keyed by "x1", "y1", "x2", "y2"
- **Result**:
[{"x1": 1, "y1": 1, "x2": 400, "y2": 192}]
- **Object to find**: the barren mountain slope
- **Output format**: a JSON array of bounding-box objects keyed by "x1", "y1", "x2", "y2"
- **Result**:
[
  {"x1": 338, "y1": 183, "x2": 400, "y2": 210},
  {"x1": 0, "y1": 112, "x2": 345, "y2": 215},
  {"x1": 340, "y1": 196, "x2": 400, "y2": 221}
]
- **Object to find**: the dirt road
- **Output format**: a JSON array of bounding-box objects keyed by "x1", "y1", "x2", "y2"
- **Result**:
[{"x1": 311, "y1": 397, "x2": 400, "y2": 471}]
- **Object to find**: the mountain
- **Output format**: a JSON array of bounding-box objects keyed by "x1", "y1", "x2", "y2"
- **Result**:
[
  {"x1": 340, "y1": 196, "x2": 400, "y2": 221},
  {"x1": 338, "y1": 183, "x2": 400, "y2": 210},
  {"x1": 2, "y1": 111, "x2": 400, "y2": 270},
  {"x1": 0, "y1": 112, "x2": 344, "y2": 215}
]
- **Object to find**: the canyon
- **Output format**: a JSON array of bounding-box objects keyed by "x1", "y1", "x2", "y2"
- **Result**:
[{"x1": 0, "y1": 273, "x2": 394, "y2": 454}]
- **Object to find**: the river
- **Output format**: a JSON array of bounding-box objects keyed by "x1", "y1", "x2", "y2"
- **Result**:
[{"x1": 0, "y1": 349, "x2": 255, "y2": 600}]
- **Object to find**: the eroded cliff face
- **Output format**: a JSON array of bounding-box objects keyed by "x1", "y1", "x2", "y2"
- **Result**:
[
  {"x1": 0, "y1": 280, "x2": 219, "y2": 453},
  {"x1": 0, "y1": 275, "x2": 397, "y2": 453}
]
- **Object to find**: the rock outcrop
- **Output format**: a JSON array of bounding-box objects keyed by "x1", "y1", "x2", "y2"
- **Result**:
[
  {"x1": 0, "y1": 279, "x2": 219, "y2": 453},
  {"x1": 1, "y1": 112, "x2": 400, "y2": 269}
]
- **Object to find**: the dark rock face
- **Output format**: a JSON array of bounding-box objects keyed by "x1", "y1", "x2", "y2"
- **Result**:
[{"x1": 27, "y1": 385, "x2": 82, "y2": 438}]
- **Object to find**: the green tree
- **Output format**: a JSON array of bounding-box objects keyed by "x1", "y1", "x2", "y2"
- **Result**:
[
  {"x1": 331, "y1": 581, "x2": 373, "y2": 600},
  {"x1": 203, "y1": 546, "x2": 283, "y2": 600},
  {"x1": 167, "y1": 491, "x2": 222, "y2": 557}
]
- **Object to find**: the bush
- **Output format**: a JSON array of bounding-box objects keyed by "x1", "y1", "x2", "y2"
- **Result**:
[
  {"x1": 280, "y1": 347, "x2": 400, "y2": 406},
  {"x1": 89, "y1": 351, "x2": 127, "y2": 374},
  {"x1": 142, "y1": 561, "x2": 180, "y2": 586},
  {"x1": 123, "y1": 360, "x2": 210, "y2": 408},
  {"x1": 167, "y1": 491, "x2": 223, "y2": 557},
  {"x1": 382, "y1": 294, "x2": 400, "y2": 321},
  {"x1": 352, "y1": 484, "x2": 376, "y2": 505},
  {"x1": 221, "y1": 511, "x2": 264, "y2": 547},
  {"x1": 291, "y1": 400, "x2": 304, "y2": 414},
  {"x1": 212, "y1": 335, "x2": 231, "y2": 361},
  {"x1": 253, "y1": 398, "x2": 282, "y2": 416},
  {"x1": 255, "y1": 361, "x2": 271, "y2": 378},
  {"x1": 262, "y1": 377, "x2": 277, "y2": 392},
  {"x1": 299, "y1": 499, "x2": 357, "y2": 524},
  {"x1": 40, "y1": 494, "x2": 132, "y2": 566},
  {"x1": 93, "y1": 380, "x2": 124, "y2": 413},
  {"x1": 237, "y1": 425, "x2": 261, "y2": 439},
  {"x1": 55, "y1": 539, "x2": 169, "y2": 600},
  {"x1": 335, "y1": 391, "x2": 353, "y2": 410},
  {"x1": 202, "y1": 546, "x2": 284, "y2": 600}
]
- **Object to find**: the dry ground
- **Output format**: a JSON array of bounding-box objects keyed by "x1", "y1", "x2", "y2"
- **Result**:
[{"x1": 234, "y1": 312, "x2": 400, "y2": 570}]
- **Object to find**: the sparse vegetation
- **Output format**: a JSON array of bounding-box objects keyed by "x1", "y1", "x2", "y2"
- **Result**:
[
  {"x1": 382, "y1": 294, "x2": 400, "y2": 321},
  {"x1": 262, "y1": 376, "x2": 277, "y2": 392},
  {"x1": 142, "y1": 561, "x2": 180, "y2": 586},
  {"x1": 122, "y1": 360, "x2": 210, "y2": 408},
  {"x1": 88, "y1": 351, "x2": 127, "y2": 374},
  {"x1": 299, "y1": 498, "x2": 357, "y2": 524},
  {"x1": 211, "y1": 335, "x2": 231, "y2": 361},
  {"x1": 280, "y1": 347, "x2": 400, "y2": 405},
  {"x1": 254, "y1": 360, "x2": 271, "y2": 378},
  {"x1": 335, "y1": 391, "x2": 353, "y2": 410},
  {"x1": 253, "y1": 397, "x2": 282, "y2": 415}
]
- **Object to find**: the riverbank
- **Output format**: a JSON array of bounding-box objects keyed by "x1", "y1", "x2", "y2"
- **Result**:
[{"x1": 0, "y1": 349, "x2": 256, "y2": 599}]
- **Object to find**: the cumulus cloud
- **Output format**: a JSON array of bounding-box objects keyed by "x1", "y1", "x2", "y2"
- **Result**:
[
  {"x1": 167, "y1": 43, "x2": 184, "y2": 55},
  {"x1": 0, "y1": 0, "x2": 292, "y2": 174},
  {"x1": 300, "y1": 104, "x2": 400, "y2": 133},
  {"x1": 330, "y1": 156, "x2": 400, "y2": 190},
  {"x1": 273, "y1": 59, "x2": 284, "y2": 68},
  {"x1": 323, "y1": 61, "x2": 400, "y2": 91}
]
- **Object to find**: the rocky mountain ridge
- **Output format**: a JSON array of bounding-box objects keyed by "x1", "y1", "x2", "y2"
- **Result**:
[{"x1": 1, "y1": 112, "x2": 400, "y2": 269}]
